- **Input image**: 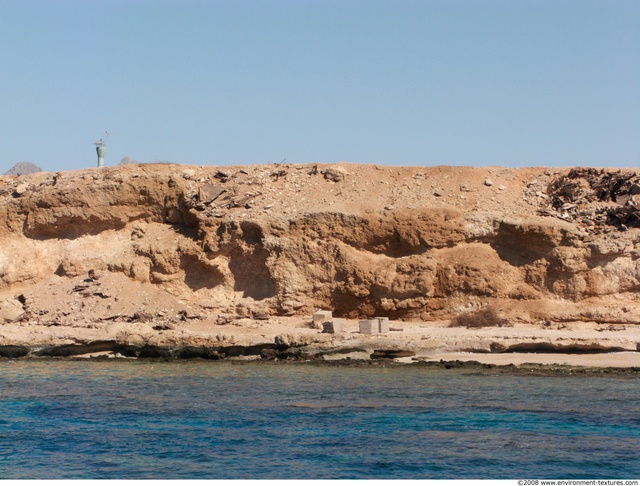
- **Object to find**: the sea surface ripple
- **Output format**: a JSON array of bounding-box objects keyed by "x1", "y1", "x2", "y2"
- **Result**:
[{"x1": 0, "y1": 360, "x2": 638, "y2": 479}]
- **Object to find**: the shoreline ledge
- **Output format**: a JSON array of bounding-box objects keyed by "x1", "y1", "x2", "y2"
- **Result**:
[{"x1": 1, "y1": 341, "x2": 639, "y2": 376}]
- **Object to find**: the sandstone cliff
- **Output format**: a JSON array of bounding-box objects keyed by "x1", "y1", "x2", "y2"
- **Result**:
[{"x1": 0, "y1": 163, "x2": 638, "y2": 358}]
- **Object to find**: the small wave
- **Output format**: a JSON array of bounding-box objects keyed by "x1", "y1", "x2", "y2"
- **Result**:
[{"x1": 287, "y1": 401, "x2": 346, "y2": 409}]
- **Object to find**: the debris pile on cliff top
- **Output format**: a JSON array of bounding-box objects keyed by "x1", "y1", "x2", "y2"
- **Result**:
[{"x1": 540, "y1": 168, "x2": 640, "y2": 231}]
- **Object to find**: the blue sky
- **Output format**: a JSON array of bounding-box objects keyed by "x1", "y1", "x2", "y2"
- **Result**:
[{"x1": 1, "y1": 0, "x2": 638, "y2": 172}]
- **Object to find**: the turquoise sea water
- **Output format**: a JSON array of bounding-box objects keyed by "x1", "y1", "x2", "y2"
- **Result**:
[{"x1": 0, "y1": 360, "x2": 638, "y2": 479}]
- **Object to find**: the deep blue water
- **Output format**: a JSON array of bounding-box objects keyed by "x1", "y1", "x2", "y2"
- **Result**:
[{"x1": 0, "y1": 360, "x2": 638, "y2": 479}]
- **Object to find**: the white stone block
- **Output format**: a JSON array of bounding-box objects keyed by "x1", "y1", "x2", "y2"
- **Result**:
[
  {"x1": 322, "y1": 320, "x2": 343, "y2": 334},
  {"x1": 313, "y1": 310, "x2": 332, "y2": 328},
  {"x1": 375, "y1": 317, "x2": 390, "y2": 334},
  {"x1": 359, "y1": 319, "x2": 377, "y2": 334}
]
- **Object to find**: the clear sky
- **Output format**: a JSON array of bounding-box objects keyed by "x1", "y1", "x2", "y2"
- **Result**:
[{"x1": 1, "y1": 0, "x2": 638, "y2": 173}]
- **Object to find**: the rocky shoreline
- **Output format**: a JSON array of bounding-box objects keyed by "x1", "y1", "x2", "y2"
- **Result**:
[{"x1": 2, "y1": 340, "x2": 639, "y2": 377}]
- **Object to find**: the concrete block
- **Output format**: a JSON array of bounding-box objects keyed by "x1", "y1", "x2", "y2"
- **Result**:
[
  {"x1": 313, "y1": 310, "x2": 332, "y2": 328},
  {"x1": 359, "y1": 319, "x2": 378, "y2": 334},
  {"x1": 375, "y1": 317, "x2": 390, "y2": 334},
  {"x1": 322, "y1": 320, "x2": 343, "y2": 334}
]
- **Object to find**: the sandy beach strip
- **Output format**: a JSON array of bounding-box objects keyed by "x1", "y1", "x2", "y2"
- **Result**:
[{"x1": 412, "y1": 351, "x2": 640, "y2": 368}]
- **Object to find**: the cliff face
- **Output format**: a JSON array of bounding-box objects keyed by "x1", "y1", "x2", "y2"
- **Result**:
[{"x1": 1, "y1": 163, "x2": 639, "y2": 329}]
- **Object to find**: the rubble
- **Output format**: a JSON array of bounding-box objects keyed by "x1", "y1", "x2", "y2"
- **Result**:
[
  {"x1": 539, "y1": 168, "x2": 640, "y2": 231},
  {"x1": 321, "y1": 166, "x2": 346, "y2": 182},
  {"x1": 198, "y1": 184, "x2": 226, "y2": 204},
  {"x1": 270, "y1": 169, "x2": 288, "y2": 181}
]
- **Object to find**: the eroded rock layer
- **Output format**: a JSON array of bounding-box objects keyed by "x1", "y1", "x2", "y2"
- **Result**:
[{"x1": 0, "y1": 163, "x2": 638, "y2": 354}]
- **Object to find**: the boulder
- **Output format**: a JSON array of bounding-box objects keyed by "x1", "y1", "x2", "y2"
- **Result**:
[
  {"x1": 13, "y1": 183, "x2": 28, "y2": 196},
  {"x1": 0, "y1": 345, "x2": 29, "y2": 358},
  {"x1": 260, "y1": 348, "x2": 278, "y2": 360},
  {"x1": 0, "y1": 298, "x2": 24, "y2": 323},
  {"x1": 321, "y1": 166, "x2": 346, "y2": 182}
]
